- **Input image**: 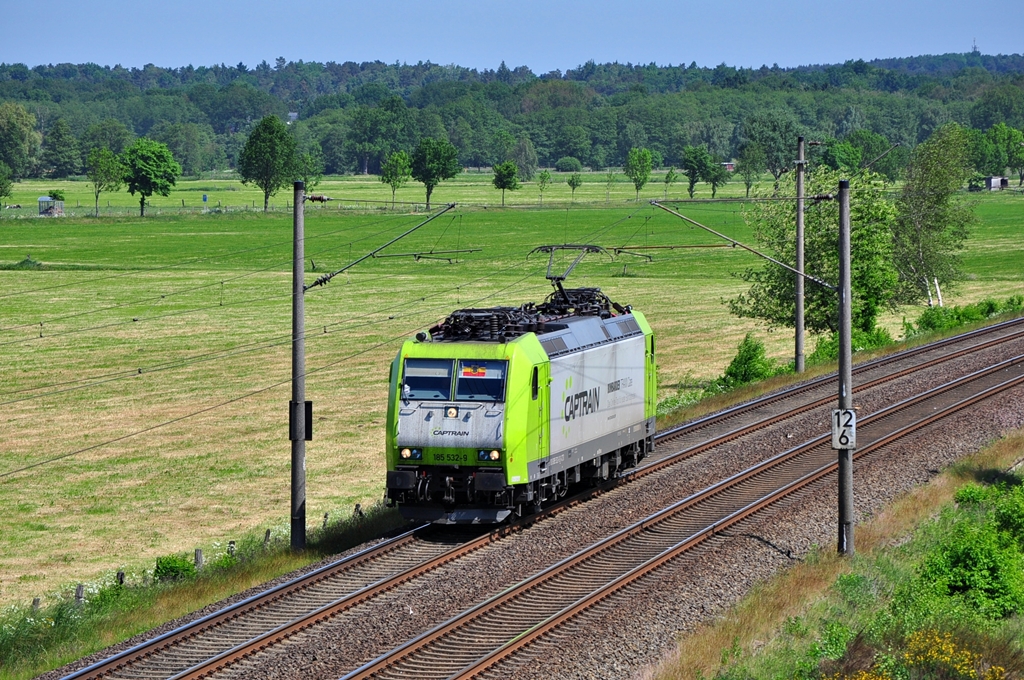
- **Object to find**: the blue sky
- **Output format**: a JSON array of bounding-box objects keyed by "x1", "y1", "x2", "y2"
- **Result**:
[{"x1": 3, "y1": 0, "x2": 1021, "y2": 73}]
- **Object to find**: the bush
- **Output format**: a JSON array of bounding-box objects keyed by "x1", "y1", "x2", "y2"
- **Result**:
[
  {"x1": 906, "y1": 296, "x2": 1024, "y2": 338},
  {"x1": 918, "y1": 519, "x2": 1024, "y2": 619},
  {"x1": 954, "y1": 483, "x2": 991, "y2": 507},
  {"x1": 154, "y1": 554, "x2": 197, "y2": 582},
  {"x1": 807, "y1": 327, "x2": 894, "y2": 365},
  {"x1": 994, "y1": 484, "x2": 1024, "y2": 542},
  {"x1": 709, "y1": 333, "x2": 782, "y2": 392},
  {"x1": 47, "y1": 189, "x2": 66, "y2": 201},
  {"x1": 554, "y1": 156, "x2": 582, "y2": 172}
]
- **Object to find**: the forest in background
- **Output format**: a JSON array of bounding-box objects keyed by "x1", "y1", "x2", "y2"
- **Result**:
[{"x1": 1, "y1": 50, "x2": 1023, "y2": 180}]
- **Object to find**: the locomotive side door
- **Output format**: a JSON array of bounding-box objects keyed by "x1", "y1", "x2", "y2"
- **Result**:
[{"x1": 532, "y1": 363, "x2": 549, "y2": 460}]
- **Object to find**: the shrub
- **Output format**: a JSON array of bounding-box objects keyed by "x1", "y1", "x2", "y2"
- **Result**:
[
  {"x1": 906, "y1": 296, "x2": 1024, "y2": 338},
  {"x1": 47, "y1": 189, "x2": 66, "y2": 201},
  {"x1": 709, "y1": 333, "x2": 782, "y2": 392},
  {"x1": 154, "y1": 554, "x2": 197, "y2": 582},
  {"x1": 954, "y1": 483, "x2": 990, "y2": 507},
  {"x1": 994, "y1": 485, "x2": 1024, "y2": 543},
  {"x1": 807, "y1": 327, "x2": 894, "y2": 365},
  {"x1": 554, "y1": 156, "x2": 582, "y2": 172},
  {"x1": 918, "y1": 520, "x2": 1024, "y2": 619}
]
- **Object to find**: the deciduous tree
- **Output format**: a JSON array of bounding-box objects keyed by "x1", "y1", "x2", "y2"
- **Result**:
[
  {"x1": 892, "y1": 123, "x2": 976, "y2": 306},
  {"x1": 491, "y1": 160, "x2": 519, "y2": 206},
  {"x1": 380, "y1": 150, "x2": 411, "y2": 208},
  {"x1": 511, "y1": 136, "x2": 538, "y2": 181},
  {"x1": 537, "y1": 169, "x2": 551, "y2": 204},
  {"x1": 820, "y1": 138, "x2": 862, "y2": 174},
  {"x1": 86, "y1": 147, "x2": 123, "y2": 217},
  {"x1": 567, "y1": 172, "x2": 582, "y2": 201},
  {"x1": 604, "y1": 170, "x2": 615, "y2": 202},
  {"x1": 663, "y1": 167, "x2": 678, "y2": 198},
  {"x1": 986, "y1": 122, "x2": 1024, "y2": 184},
  {"x1": 238, "y1": 115, "x2": 296, "y2": 212},
  {"x1": 295, "y1": 145, "x2": 324, "y2": 191},
  {"x1": 411, "y1": 137, "x2": 460, "y2": 209},
  {"x1": 729, "y1": 168, "x2": 899, "y2": 335},
  {"x1": 735, "y1": 143, "x2": 765, "y2": 197},
  {"x1": 680, "y1": 145, "x2": 713, "y2": 198},
  {"x1": 623, "y1": 147, "x2": 652, "y2": 199},
  {"x1": 844, "y1": 129, "x2": 907, "y2": 181},
  {"x1": 705, "y1": 161, "x2": 730, "y2": 198},
  {"x1": 121, "y1": 138, "x2": 181, "y2": 217}
]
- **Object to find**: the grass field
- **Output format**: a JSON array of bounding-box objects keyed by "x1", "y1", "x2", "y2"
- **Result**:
[
  {"x1": 0, "y1": 176, "x2": 1021, "y2": 611},
  {"x1": 4, "y1": 167, "x2": 769, "y2": 215}
]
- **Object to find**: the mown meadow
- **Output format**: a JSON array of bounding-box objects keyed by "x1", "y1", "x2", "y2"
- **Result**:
[{"x1": 0, "y1": 174, "x2": 1021, "y2": 676}]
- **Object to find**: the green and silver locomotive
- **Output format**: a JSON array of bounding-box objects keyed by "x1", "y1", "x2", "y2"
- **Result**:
[{"x1": 385, "y1": 285, "x2": 656, "y2": 523}]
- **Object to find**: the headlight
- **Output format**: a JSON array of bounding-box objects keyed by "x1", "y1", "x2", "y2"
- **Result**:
[
  {"x1": 411, "y1": 449, "x2": 423, "y2": 460},
  {"x1": 479, "y1": 449, "x2": 501, "y2": 461},
  {"x1": 489, "y1": 449, "x2": 501, "y2": 461},
  {"x1": 400, "y1": 448, "x2": 412, "y2": 459}
]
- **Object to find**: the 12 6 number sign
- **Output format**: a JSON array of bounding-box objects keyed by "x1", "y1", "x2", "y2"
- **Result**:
[{"x1": 831, "y1": 409, "x2": 856, "y2": 449}]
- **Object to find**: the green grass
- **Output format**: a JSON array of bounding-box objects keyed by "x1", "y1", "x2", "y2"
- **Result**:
[
  {"x1": 0, "y1": 179, "x2": 1020, "y2": 674},
  {"x1": 0, "y1": 503, "x2": 406, "y2": 680}
]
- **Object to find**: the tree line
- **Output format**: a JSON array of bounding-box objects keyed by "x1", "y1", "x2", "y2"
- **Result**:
[{"x1": 1, "y1": 52, "x2": 1023, "y2": 188}]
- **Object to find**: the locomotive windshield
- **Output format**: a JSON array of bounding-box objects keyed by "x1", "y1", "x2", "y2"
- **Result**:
[
  {"x1": 403, "y1": 359, "x2": 453, "y2": 400},
  {"x1": 455, "y1": 360, "x2": 507, "y2": 402}
]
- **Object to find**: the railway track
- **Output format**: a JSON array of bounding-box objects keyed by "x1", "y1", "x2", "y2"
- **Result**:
[{"x1": 61, "y1": 318, "x2": 1024, "y2": 680}]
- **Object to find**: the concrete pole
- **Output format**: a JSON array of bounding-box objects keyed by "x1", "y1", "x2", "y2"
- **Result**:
[
  {"x1": 795, "y1": 137, "x2": 806, "y2": 373},
  {"x1": 837, "y1": 180, "x2": 854, "y2": 556},
  {"x1": 291, "y1": 181, "x2": 307, "y2": 551}
]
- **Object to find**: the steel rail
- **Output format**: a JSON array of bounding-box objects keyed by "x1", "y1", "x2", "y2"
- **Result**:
[
  {"x1": 61, "y1": 526, "x2": 432, "y2": 680},
  {"x1": 63, "y1": 318, "x2": 1024, "y2": 680},
  {"x1": 627, "y1": 322, "x2": 1024, "y2": 480},
  {"x1": 343, "y1": 357, "x2": 1024, "y2": 680},
  {"x1": 653, "y1": 316, "x2": 1024, "y2": 444}
]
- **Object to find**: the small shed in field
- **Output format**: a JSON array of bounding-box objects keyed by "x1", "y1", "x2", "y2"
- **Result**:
[
  {"x1": 38, "y1": 196, "x2": 64, "y2": 216},
  {"x1": 984, "y1": 176, "x2": 1009, "y2": 191}
]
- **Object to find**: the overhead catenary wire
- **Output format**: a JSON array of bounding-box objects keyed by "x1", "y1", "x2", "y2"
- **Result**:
[
  {"x1": 0, "y1": 266, "x2": 549, "y2": 480},
  {"x1": 1, "y1": 256, "x2": 546, "y2": 404}
]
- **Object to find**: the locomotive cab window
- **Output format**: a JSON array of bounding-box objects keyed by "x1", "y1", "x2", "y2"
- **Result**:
[
  {"x1": 455, "y1": 360, "x2": 508, "y2": 402},
  {"x1": 403, "y1": 359, "x2": 454, "y2": 400}
]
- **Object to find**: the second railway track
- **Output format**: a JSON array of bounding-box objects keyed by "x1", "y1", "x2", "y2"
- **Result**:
[{"x1": 344, "y1": 356, "x2": 1024, "y2": 679}]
